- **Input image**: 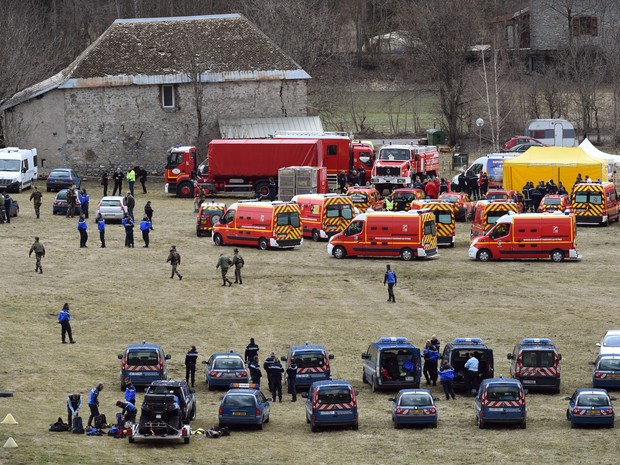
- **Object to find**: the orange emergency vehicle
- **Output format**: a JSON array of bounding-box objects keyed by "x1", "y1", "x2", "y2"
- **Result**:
[
  {"x1": 410, "y1": 200, "x2": 456, "y2": 247},
  {"x1": 391, "y1": 188, "x2": 426, "y2": 211},
  {"x1": 470, "y1": 200, "x2": 520, "y2": 239},
  {"x1": 469, "y1": 212, "x2": 581, "y2": 262},
  {"x1": 538, "y1": 194, "x2": 571, "y2": 214},
  {"x1": 571, "y1": 182, "x2": 619, "y2": 225},
  {"x1": 196, "y1": 201, "x2": 226, "y2": 237},
  {"x1": 327, "y1": 210, "x2": 438, "y2": 260},
  {"x1": 292, "y1": 194, "x2": 355, "y2": 241},
  {"x1": 212, "y1": 201, "x2": 303, "y2": 250},
  {"x1": 485, "y1": 189, "x2": 524, "y2": 213},
  {"x1": 346, "y1": 187, "x2": 383, "y2": 213}
]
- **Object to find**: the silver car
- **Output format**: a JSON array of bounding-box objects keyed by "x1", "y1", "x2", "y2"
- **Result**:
[{"x1": 95, "y1": 196, "x2": 127, "y2": 221}]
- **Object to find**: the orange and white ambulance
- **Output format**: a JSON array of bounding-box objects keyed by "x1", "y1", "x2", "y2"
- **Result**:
[
  {"x1": 212, "y1": 201, "x2": 303, "y2": 250},
  {"x1": 470, "y1": 200, "x2": 520, "y2": 239},
  {"x1": 468, "y1": 211, "x2": 581, "y2": 262},
  {"x1": 410, "y1": 199, "x2": 456, "y2": 247},
  {"x1": 327, "y1": 210, "x2": 438, "y2": 260},
  {"x1": 571, "y1": 182, "x2": 619, "y2": 225},
  {"x1": 196, "y1": 201, "x2": 226, "y2": 237},
  {"x1": 292, "y1": 194, "x2": 355, "y2": 241},
  {"x1": 346, "y1": 187, "x2": 383, "y2": 213}
]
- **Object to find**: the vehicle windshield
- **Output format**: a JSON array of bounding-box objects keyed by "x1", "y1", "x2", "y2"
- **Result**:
[
  {"x1": 487, "y1": 211, "x2": 510, "y2": 224},
  {"x1": 127, "y1": 351, "x2": 158, "y2": 366},
  {"x1": 0, "y1": 159, "x2": 20, "y2": 172},
  {"x1": 574, "y1": 192, "x2": 602, "y2": 205},
  {"x1": 394, "y1": 193, "x2": 415, "y2": 202},
  {"x1": 487, "y1": 193, "x2": 508, "y2": 200},
  {"x1": 598, "y1": 359, "x2": 620, "y2": 371},
  {"x1": 348, "y1": 193, "x2": 368, "y2": 203},
  {"x1": 51, "y1": 170, "x2": 71, "y2": 178},
  {"x1": 577, "y1": 395, "x2": 610, "y2": 407},
  {"x1": 486, "y1": 386, "x2": 520, "y2": 401},
  {"x1": 440, "y1": 195, "x2": 458, "y2": 203},
  {"x1": 293, "y1": 352, "x2": 325, "y2": 368},
  {"x1": 400, "y1": 394, "x2": 432, "y2": 407},
  {"x1": 379, "y1": 148, "x2": 410, "y2": 161},
  {"x1": 424, "y1": 220, "x2": 436, "y2": 235},
  {"x1": 223, "y1": 395, "x2": 255, "y2": 407},
  {"x1": 603, "y1": 335, "x2": 620, "y2": 347},
  {"x1": 521, "y1": 350, "x2": 555, "y2": 367},
  {"x1": 435, "y1": 211, "x2": 452, "y2": 225},
  {"x1": 544, "y1": 198, "x2": 562, "y2": 206},
  {"x1": 100, "y1": 199, "x2": 122, "y2": 207},
  {"x1": 317, "y1": 388, "x2": 351, "y2": 404},
  {"x1": 166, "y1": 151, "x2": 184, "y2": 169},
  {"x1": 326, "y1": 204, "x2": 353, "y2": 220},
  {"x1": 56, "y1": 191, "x2": 68, "y2": 200},
  {"x1": 277, "y1": 212, "x2": 301, "y2": 228},
  {"x1": 214, "y1": 358, "x2": 244, "y2": 370}
]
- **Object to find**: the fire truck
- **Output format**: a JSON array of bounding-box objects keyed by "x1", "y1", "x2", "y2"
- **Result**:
[{"x1": 371, "y1": 143, "x2": 440, "y2": 195}]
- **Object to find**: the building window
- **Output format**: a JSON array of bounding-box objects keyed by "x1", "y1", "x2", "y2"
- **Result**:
[
  {"x1": 162, "y1": 85, "x2": 175, "y2": 108},
  {"x1": 572, "y1": 16, "x2": 598, "y2": 37}
]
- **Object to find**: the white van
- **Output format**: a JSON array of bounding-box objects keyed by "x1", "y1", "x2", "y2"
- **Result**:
[
  {"x1": 524, "y1": 119, "x2": 576, "y2": 147},
  {"x1": 451, "y1": 153, "x2": 520, "y2": 189},
  {"x1": 0, "y1": 147, "x2": 38, "y2": 192}
]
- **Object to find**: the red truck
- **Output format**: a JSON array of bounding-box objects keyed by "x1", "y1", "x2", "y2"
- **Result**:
[
  {"x1": 165, "y1": 139, "x2": 328, "y2": 198},
  {"x1": 370, "y1": 143, "x2": 440, "y2": 195}
]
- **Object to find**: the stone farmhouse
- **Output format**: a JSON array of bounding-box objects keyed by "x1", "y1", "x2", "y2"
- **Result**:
[{"x1": 0, "y1": 14, "x2": 310, "y2": 174}]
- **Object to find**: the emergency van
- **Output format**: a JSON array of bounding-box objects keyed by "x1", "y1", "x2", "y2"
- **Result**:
[
  {"x1": 303, "y1": 380, "x2": 359, "y2": 432},
  {"x1": 538, "y1": 194, "x2": 571, "y2": 214},
  {"x1": 196, "y1": 201, "x2": 226, "y2": 236},
  {"x1": 470, "y1": 200, "x2": 520, "y2": 239},
  {"x1": 475, "y1": 378, "x2": 527, "y2": 429},
  {"x1": 507, "y1": 338, "x2": 562, "y2": 393},
  {"x1": 212, "y1": 201, "x2": 303, "y2": 250},
  {"x1": 282, "y1": 343, "x2": 334, "y2": 390},
  {"x1": 485, "y1": 189, "x2": 524, "y2": 213},
  {"x1": 292, "y1": 194, "x2": 354, "y2": 241},
  {"x1": 441, "y1": 338, "x2": 494, "y2": 391},
  {"x1": 571, "y1": 182, "x2": 619, "y2": 225},
  {"x1": 118, "y1": 342, "x2": 171, "y2": 390},
  {"x1": 346, "y1": 186, "x2": 383, "y2": 213},
  {"x1": 361, "y1": 337, "x2": 422, "y2": 392},
  {"x1": 0, "y1": 147, "x2": 38, "y2": 192},
  {"x1": 391, "y1": 188, "x2": 425, "y2": 211},
  {"x1": 327, "y1": 210, "x2": 438, "y2": 260},
  {"x1": 410, "y1": 200, "x2": 456, "y2": 247},
  {"x1": 468, "y1": 212, "x2": 581, "y2": 262}
]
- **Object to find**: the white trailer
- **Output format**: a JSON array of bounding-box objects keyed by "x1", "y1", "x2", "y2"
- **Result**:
[{"x1": 524, "y1": 119, "x2": 576, "y2": 147}]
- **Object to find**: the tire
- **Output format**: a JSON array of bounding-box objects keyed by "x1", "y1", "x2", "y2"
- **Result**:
[
  {"x1": 208, "y1": 383, "x2": 215, "y2": 391},
  {"x1": 257, "y1": 422, "x2": 263, "y2": 431},
  {"x1": 449, "y1": 242, "x2": 455, "y2": 248},
  {"x1": 213, "y1": 234, "x2": 224, "y2": 246},
  {"x1": 264, "y1": 414, "x2": 269, "y2": 423},
  {"x1": 312, "y1": 229, "x2": 320, "y2": 242},
  {"x1": 47, "y1": 186, "x2": 51, "y2": 192},
  {"x1": 184, "y1": 436, "x2": 190, "y2": 444},
  {"x1": 128, "y1": 437, "x2": 135, "y2": 443},
  {"x1": 550, "y1": 249, "x2": 565, "y2": 262},
  {"x1": 362, "y1": 370, "x2": 368, "y2": 384},
  {"x1": 258, "y1": 238, "x2": 268, "y2": 250},
  {"x1": 0, "y1": 391, "x2": 14, "y2": 397},
  {"x1": 306, "y1": 416, "x2": 310, "y2": 424},
  {"x1": 394, "y1": 421, "x2": 402, "y2": 429},
  {"x1": 333, "y1": 246, "x2": 346, "y2": 259},
  {"x1": 570, "y1": 421, "x2": 576, "y2": 429},
  {"x1": 566, "y1": 410, "x2": 570, "y2": 421},
  {"x1": 352, "y1": 422, "x2": 358, "y2": 431},
  {"x1": 476, "y1": 249, "x2": 492, "y2": 262},
  {"x1": 520, "y1": 420, "x2": 526, "y2": 429},
  {"x1": 254, "y1": 181, "x2": 270, "y2": 198},
  {"x1": 431, "y1": 422, "x2": 438, "y2": 429},
  {"x1": 177, "y1": 182, "x2": 194, "y2": 198},
  {"x1": 400, "y1": 248, "x2": 414, "y2": 261},
  {"x1": 477, "y1": 416, "x2": 486, "y2": 429},
  {"x1": 371, "y1": 376, "x2": 379, "y2": 393},
  {"x1": 311, "y1": 422, "x2": 319, "y2": 433}
]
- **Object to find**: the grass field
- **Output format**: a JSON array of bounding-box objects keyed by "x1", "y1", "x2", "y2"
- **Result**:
[{"x1": 0, "y1": 180, "x2": 619, "y2": 465}]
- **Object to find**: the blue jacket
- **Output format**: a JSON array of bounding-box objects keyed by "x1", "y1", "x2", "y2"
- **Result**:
[
  {"x1": 88, "y1": 387, "x2": 100, "y2": 406},
  {"x1": 58, "y1": 309, "x2": 70, "y2": 323},
  {"x1": 97, "y1": 219, "x2": 105, "y2": 231},
  {"x1": 79, "y1": 193, "x2": 89, "y2": 204},
  {"x1": 124, "y1": 386, "x2": 136, "y2": 403},
  {"x1": 139, "y1": 220, "x2": 151, "y2": 231},
  {"x1": 122, "y1": 217, "x2": 134, "y2": 228},
  {"x1": 121, "y1": 401, "x2": 137, "y2": 413},
  {"x1": 423, "y1": 348, "x2": 440, "y2": 362},
  {"x1": 438, "y1": 367, "x2": 455, "y2": 382},
  {"x1": 77, "y1": 219, "x2": 87, "y2": 230},
  {"x1": 384, "y1": 270, "x2": 397, "y2": 284}
]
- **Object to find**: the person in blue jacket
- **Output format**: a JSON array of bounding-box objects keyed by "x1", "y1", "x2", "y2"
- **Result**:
[
  {"x1": 96, "y1": 213, "x2": 105, "y2": 248},
  {"x1": 286, "y1": 359, "x2": 298, "y2": 402},
  {"x1": 438, "y1": 361, "x2": 456, "y2": 400},
  {"x1": 87, "y1": 383, "x2": 104, "y2": 427},
  {"x1": 123, "y1": 378, "x2": 136, "y2": 406},
  {"x1": 78, "y1": 188, "x2": 90, "y2": 218},
  {"x1": 77, "y1": 215, "x2": 88, "y2": 248},
  {"x1": 423, "y1": 340, "x2": 440, "y2": 386},
  {"x1": 116, "y1": 400, "x2": 137, "y2": 423},
  {"x1": 122, "y1": 214, "x2": 134, "y2": 248},
  {"x1": 139, "y1": 215, "x2": 152, "y2": 248},
  {"x1": 58, "y1": 303, "x2": 75, "y2": 344},
  {"x1": 384, "y1": 264, "x2": 397, "y2": 303}
]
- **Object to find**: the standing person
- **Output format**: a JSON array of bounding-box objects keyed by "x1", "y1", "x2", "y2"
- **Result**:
[
  {"x1": 58, "y1": 303, "x2": 75, "y2": 344},
  {"x1": 79, "y1": 188, "x2": 89, "y2": 218},
  {"x1": 458, "y1": 171, "x2": 467, "y2": 193},
  {"x1": 263, "y1": 352, "x2": 276, "y2": 393},
  {"x1": 430, "y1": 334, "x2": 441, "y2": 352},
  {"x1": 124, "y1": 192, "x2": 135, "y2": 220},
  {"x1": 96, "y1": 213, "x2": 106, "y2": 248},
  {"x1": 126, "y1": 167, "x2": 136, "y2": 196},
  {"x1": 122, "y1": 214, "x2": 134, "y2": 248},
  {"x1": 65, "y1": 186, "x2": 76, "y2": 218},
  {"x1": 115, "y1": 401, "x2": 137, "y2": 423},
  {"x1": 0, "y1": 195, "x2": 6, "y2": 223},
  {"x1": 87, "y1": 383, "x2": 104, "y2": 427},
  {"x1": 67, "y1": 393, "x2": 82, "y2": 429},
  {"x1": 123, "y1": 378, "x2": 136, "y2": 406},
  {"x1": 3, "y1": 192, "x2": 12, "y2": 223},
  {"x1": 245, "y1": 338, "x2": 259, "y2": 364},
  {"x1": 29, "y1": 236, "x2": 45, "y2": 274},
  {"x1": 167, "y1": 245, "x2": 182, "y2": 280},
  {"x1": 216, "y1": 252, "x2": 233, "y2": 287},
  {"x1": 139, "y1": 167, "x2": 148, "y2": 194},
  {"x1": 249, "y1": 355, "x2": 262, "y2": 385},
  {"x1": 530, "y1": 186, "x2": 543, "y2": 213},
  {"x1": 425, "y1": 178, "x2": 438, "y2": 199},
  {"x1": 100, "y1": 171, "x2": 109, "y2": 197},
  {"x1": 267, "y1": 357, "x2": 284, "y2": 402},
  {"x1": 423, "y1": 340, "x2": 440, "y2": 386},
  {"x1": 77, "y1": 215, "x2": 88, "y2": 248},
  {"x1": 358, "y1": 166, "x2": 366, "y2": 186},
  {"x1": 268, "y1": 177, "x2": 277, "y2": 201},
  {"x1": 29, "y1": 186, "x2": 43, "y2": 219},
  {"x1": 464, "y1": 352, "x2": 479, "y2": 396},
  {"x1": 232, "y1": 248, "x2": 245, "y2": 284},
  {"x1": 144, "y1": 201, "x2": 154, "y2": 227},
  {"x1": 193, "y1": 183, "x2": 205, "y2": 213},
  {"x1": 184, "y1": 345, "x2": 198, "y2": 388},
  {"x1": 112, "y1": 168, "x2": 123, "y2": 196},
  {"x1": 438, "y1": 361, "x2": 456, "y2": 400},
  {"x1": 338, "y1": 171, "x2": 347, "y2": 194},
  {"x1": 286, "y1": 358, "x2": 298, "y2": 402},
  {"x1": 384, "y1": 264, "x2": 397, "y2": 303},
  {"x1": 479, "y1": 171, "x2": 489, "y2": 196},
  {"x1": 139, "y1": 215, "x2": 152, "y2": 248},
  {"x1": 439, "y1": 178, "x2": 449, "y2": 194}
]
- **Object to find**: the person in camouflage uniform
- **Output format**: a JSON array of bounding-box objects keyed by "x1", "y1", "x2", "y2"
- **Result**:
[
  {"x1": 30, "y1": 186, "x2": 43, "y2": 218},
  {"x1": 167, "y1": 245, "x2": 182, "y2": 280},
  {"x1": 216, "y1": 252, "x2": 233, "y2": 287},
  {"x1": 29, "y1": 236, "x2": 46, "y2": 273}
]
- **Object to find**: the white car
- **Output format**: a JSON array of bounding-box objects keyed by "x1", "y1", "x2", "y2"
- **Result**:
[
  {"x1": 597, "y1": 330, "x2": 620, "y2": 355},
  {"x1": 95, "y1": 196, "x2": 127, "y2": 221}
]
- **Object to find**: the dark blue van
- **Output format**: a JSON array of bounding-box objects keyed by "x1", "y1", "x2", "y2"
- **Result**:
[
  {"x1": 118, "y1": 342, "x2": 171, "y2": 390},
  {"x1": 361, "y1": 337, "x2": 422, "y2": 392},
  {"x1": 282, "y1": 343, "x2": 334, "y2": 390}
]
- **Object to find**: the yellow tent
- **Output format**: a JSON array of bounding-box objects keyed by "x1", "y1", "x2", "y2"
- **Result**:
[{"x1": 503, "y1": 147, "x2": 608, "y2": 190}]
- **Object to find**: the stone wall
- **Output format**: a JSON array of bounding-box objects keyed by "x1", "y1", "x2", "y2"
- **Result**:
[{"x1": 4, "y1": 78, "x2": 307, "y2": 176}]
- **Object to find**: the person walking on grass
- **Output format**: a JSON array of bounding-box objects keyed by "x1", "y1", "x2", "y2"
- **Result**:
[
  {"x1": 122, "y1": 213, "x2": 134, "y2": 248},
  {"x1": 384, "y1": 264, "x2": 397, "y2": 303},
  {"x1": 139, "y1": 215, "x2": 152, "y2": 248},
  {"x1": 167, "y1": 245, "x2": 182, "y2": 280},
  {"x1": 58, "y1": 303, "x2": 75, "y2": 344},
  {"x1": 29, "y1": 236, "x2": 45, "y2": 273},
  {"x1": 77, "y1": 215, "x2": 88, "y2": 248},
  {"x1": 96, "y1": 213, "x2": 106, "y2": 248},
  {"x1": 216, "y1": 252, "x2": 233, "y2": 287},
  {"x1": 232, "y1": 248, "x2": 245, "y2": 284},
  {"x1": 30, "y1": 186, "x2": 43, "y2": 219},
  {"x1": 144, "y1": 201, "x2": 154, "y2": 227}
]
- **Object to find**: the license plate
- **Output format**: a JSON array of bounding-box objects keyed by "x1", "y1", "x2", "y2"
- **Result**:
[
  {"x1": 488, "y1": 408, "x2": 503, "y2": 412},
  {"x1": 607, "y1": 374, "x2": 619, "y2": 378},
  {"x1": 155, "y1": 414, "x2": 162, "y2": 419},
  {"x1": 320, "y1": 411, "x2": 335, "y2": 415},
  {"x1": 587, "y1": 410, "x2": 599, "y2": 415},
  {"x1": 405, "y1": 377, "x2": 414, "y2": 381},
  {"x1": 232, "y1": 411, "x2": 246, "y2": 416},
  {"x1": 522, "y1": 380, "x2": 536, "y2": 384},
  {"x1": 223, "y1": 373, "x2": 235, "y2": 378},
  {"x1": 408, "y1": 410, "x2": 422, "y2": 415},
  {"x1": 505, "y1": 408, "x2": 522, "y2": 412}
]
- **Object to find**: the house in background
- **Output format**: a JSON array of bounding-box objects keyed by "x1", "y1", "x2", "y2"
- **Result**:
[{"x1": 0, "y1": 14, "x2": 310, "y2": 173}]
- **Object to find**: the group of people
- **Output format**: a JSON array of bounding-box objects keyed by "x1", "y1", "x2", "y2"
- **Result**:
[
  {"x1": 63, "y1": 185, "x2": 90, "y2": 219},
  {"x1": 337, "y1": 168, "x2": 367, "y2": 193},
  {"x1": 521, "y1": 179, "x2": 569, "y2": 212},
  {"x1": 456, "y1": 170, "x2": 489, "y2": 200},
  {"x1": 101, "y1": 166, "x2": 148, "y2": 197}
]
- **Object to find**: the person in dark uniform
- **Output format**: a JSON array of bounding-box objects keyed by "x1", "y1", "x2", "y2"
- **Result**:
[
  {"x1": 358, "y1": 166, "x2": 366, "y2": 186},
  {"x1": 96, "y1": 213, "x2": 106, "y2": 248},
  {"x1": 185, "y1": 345, "x2": 198, "y2": 387},
  {"x1": 122, "y1": 214, "x2": 134, "y2": 248},
  {"x1": 263, "y1": 352, "x2": 276, "y2": 393},
  {"x1": 124, "y1": 378, "x2": 136, "y2": 406},
  {"x1": 139, "y1": 215, "x2": 152, "y2": 248},
  {"x1": 167, "y1": 245, "x2": 182, "y2": 280},
  {"x1": 286, "y1": 359, "x2": 298, "y2": 402},
  {"x1": 430, "y1": 334, "x2": 440, "y2": 352},
  {"x1": 112, "y1": 168, "x2": 123, "y2": 196},
  {"x1": 423, "y1": 340, "x2": 440, "y2": 386},
  {"x1": 439, "y1": 178, "x2": 449, "y2": 194},
  {"x1": 29, "y1": 236, "x2": 45, "y2": 273},
  {"x1": 58, "y1": 303, "x2": 75, "y2": 344},
  {"x1": 100, "y1": 171, "x2": 109, "y2": 197},
  {"x1": 467, "y1": 174, "x2": 479, "y2": 199},
  {"x1": 87, "y1": 383, "x2": 104, "y2": 427},
  {"x1": 30, "y1": 186, "x2": 43, "y2": 219},
  {"x1": 144, "y1": 201, "x2": 154, "y2": 226},
  {"x1": 338, "y1": 171, "x2": 348, "y2": 194},
  {"x1": 67, "y1": 393, "x2": 82, "y2": 429},
  {"x1": 216, "y1": 253, "x2": 233, "y2": 287},
  {"x1": 268, "y1": 357, "x2": 284, "y2": 402},
  {"x1": 232, "y1": 248, "x2": 245, "y2": 284},
  {"x1": 245, "y1": 338, "x2": 259, "y2": 363},
  {"x1": 116, "y1": 400, "x2": 137, "y2": 423},
  {"x1": 79, "y1": 189, "x2": 90, "y2": 218},
  {"x1": 384, "y1": 264, "x2": 397, "y2": 303},
  {"x1": 458, "y1": 172, "x2": 467, "y2": 193},
  {"x1": 139, "y1": 167, "x2": 148, "y2": 194},
  {"x1": 77, "y1": 215, "x2": 88, "y2": 248},
  {"x1": 530, "y1": 186, "x2": 543, "y2": 212},
  {"x1": 66, "y1": 186, "x2": 77, "y2": 218},
  {"x1": 3, "y1": 192, "x2": 12, "y2": 223},
  {"x1": 249, "y1": 355, "x2": 262, "y2": 385},
  {"x1": 125, "y1": 192, "x2": 135, "y2": 220},
  {"x1": 268, "y1": 177, "x2": 277, "y2": 201}
]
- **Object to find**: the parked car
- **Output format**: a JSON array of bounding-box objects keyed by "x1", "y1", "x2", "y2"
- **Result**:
[
  {"x1": 117, "y1": 342, "x2": 171, "y2": 390},
  {"x1": 202, "y1": 352, "x2": 248, "y2": 390},
  {"x1": 439, "y1": 192, "x2": 474, "y2": 222},
  {"x1": 565, "y1": 388, "x2": 615, "y2": 428},
  {"x1": 389, "y1": 389, "x2": 438, "y2": 428},
  {"x1": 46, "y1": 168, "x2": 81, "y2": 192},
  {"x1": 475, "y1": 378, "x2": 527, "y2": 429},
  {"x1": 218, "y1": 383, "x2": 270, "y2": 430},
  {"x1": 592, "y1": 355, "x2": 620, "y2": 389},
  {"x1": 52, "y1": 189, "x2": 82, "y2": 215},
  {"x1": 504, "y1": 142, "x2": 544, "y2": 153},
  {"x1": 145, "y1": 379, "x2": 196, "y2": 424},
  {"x1": 597, "y1": 330, "x2": 620, "y2": 355},
  {"x1": 303, "y1": 380, "x2": 359, "y2": 432},
  {"x1": 502, "y1": 136, "x2": 543, "y2": 150},
  {"x1": 95, "y1": 196, "x2": 127, "y2": 221},
  {"x1": 538, "y1": 194, "x2": 572, "y2": 213}
]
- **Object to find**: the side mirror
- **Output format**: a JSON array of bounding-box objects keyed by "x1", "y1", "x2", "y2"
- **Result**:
[
  {"x1": 361, "y1": 353, "x2": 368, "y2": 359},
  {"x1": 117, "y1": 354, "x2": 123, "y2": 360},
  {"x1": 165, "y1": 354, "x2": 171, "y2": 360},
  {"x1": 596, "y1": 343, "x2": 601, "y2": 347},
  {"x1": 506, "y1": 354, "x2": 513, "y2": 360},
  {"x1": 558, "y1": 354, "x2": 562, "y2": 361},
  {"x1": 610, "y1": 397, "x2": 617, "y2": 401},
  {"x1": 590, "y1": 361, "x2": 596, "y2": 365},
  {"x1": 22, "y1": 168, "x2": 27, "y2": 173},
  {"x1": 387, "y1": 398, "x2": 395, "y2": 402},
  {"x1": 328, "y1": 354, "x2": 335, "y2": 360},
  {"x1": 280, "y1": 356, "x2": 287, "y2": 362},
  {"x1": 563, "y1": 396, "x2": 571, "y2": 401},
  {"x1": 301, "y1": 393, "x2": 308, "y2": 399},
  {"x1": 201, "y1": 360, "x2": 208, "y2": 365},
  {"x1": 433, "y1": 397, "x2": 440, "y2": 401},
  {"x1": 354, "y1": 389, "x2": 359, "y2": 396},
  {"x1": 523, "y1": 389, "x2": 529, "y2": 395},
  {"x1": 219, "y1": 396, "x2": 224, "y2": 401}
]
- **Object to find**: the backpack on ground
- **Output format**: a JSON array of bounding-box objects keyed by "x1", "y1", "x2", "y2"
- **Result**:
[
  {"x1": 94, "y1": 414, "x2": 107, "y2": 429},
  {"x1": 49, "y1": 417, "x2": 70, "y2": 432},
  {"x1": 72, "y1": 416, "x2": 84, "y2": 434}
]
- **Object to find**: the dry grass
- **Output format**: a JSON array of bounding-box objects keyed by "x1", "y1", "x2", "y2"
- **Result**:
[{"x1": 0, "y1": 180, "x2": 618, "y2": 465}]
